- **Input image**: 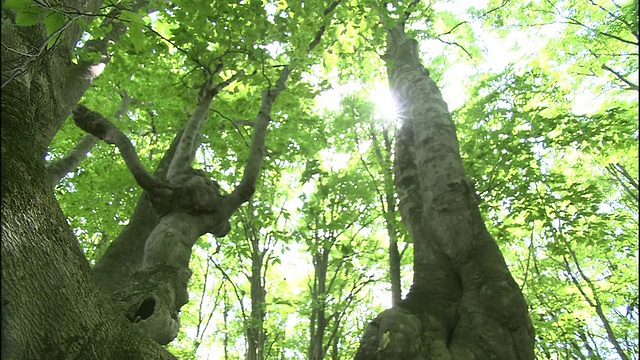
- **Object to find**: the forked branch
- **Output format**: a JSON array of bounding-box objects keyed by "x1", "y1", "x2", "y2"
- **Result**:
[
  {"x1": 167, "y1": 65, "x2": 243, "y2": 183},
  {"x1": 227, "y1": 1, "x2": 339, "y2": 210}
]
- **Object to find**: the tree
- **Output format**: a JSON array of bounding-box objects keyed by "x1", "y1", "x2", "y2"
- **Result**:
[
  {"x1": 298, "y1": 164, "x2": 381, "y2": 360},
  {"x1": 464, "y1": 1, "x2": 638, "y2": 357},
  {"x1": 1, "y1": 0, "x2": 178, "y2": 357},
  {"x1": 353, "y1": 5, "x2": 535, "y2": 358}
]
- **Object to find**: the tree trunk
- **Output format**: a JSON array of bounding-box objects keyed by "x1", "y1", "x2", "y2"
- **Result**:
[
  {"x1": 1, "y1": 126, "x2": 176, "y2": 360},
  {"x1": 1, "y1": 2, "x2": 174, "y2": 357},
  {"x1": 308, "y1": 242, "x2": 330, "y2": 360},
  {"x1": 368, "y1": 124, "x2": 404, "y2": 307},
  {"x1": 355, "y1": 25, "x2": 535, "y2": 360},
  {"x1": 245, "y1": 212, "x2": 267, "y2": 360},
  {"x1": 91, "y1": 128, "x2": 182, "y2": 295}
]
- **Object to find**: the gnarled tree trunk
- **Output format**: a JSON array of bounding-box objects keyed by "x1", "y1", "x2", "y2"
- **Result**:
[{"x1": 355, "y1": 24, "x2": 535, "y2": 360}]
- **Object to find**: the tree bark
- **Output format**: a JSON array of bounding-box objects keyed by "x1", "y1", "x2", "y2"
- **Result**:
[
  {"x1": 355, "y1": 24, "x2": 535, "y2": 360},
  {"x1": 91, "y1": 128, "x2": 183, "y2": 295},
  {"x1": 308, "y1": 242, "x2": 330, "y2": 360},
  {"x1": 1, "y1": 1, "x2": 175, "y2": 357}
]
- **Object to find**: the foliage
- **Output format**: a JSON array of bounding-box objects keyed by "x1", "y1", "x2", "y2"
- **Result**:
[{"x1": 459, "y1": 1, "x2": 638, "y2": 357}]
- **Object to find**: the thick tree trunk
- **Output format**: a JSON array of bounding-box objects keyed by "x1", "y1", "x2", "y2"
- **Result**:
[
  {"x1": 355, "y1": 25, "x2": 535, "y2": 359},
  {"x1": 71, "y1": 65, "x2": 292, "y2": 344},
  {"x1": 1, "y1": 125, "x2": 176, "y2": 360},
  {"x1": 1, "y1": 2, "x2": 175, "y2": 357}
]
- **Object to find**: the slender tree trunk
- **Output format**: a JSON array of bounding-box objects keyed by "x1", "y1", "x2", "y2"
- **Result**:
[
  {"x1": 355, "y1": 24, "x2": 535, "y2": 360},
  {"x1": 246, "y1": 217, "x2": 267, "y2": 360},
  {"x1": 370, "y1": 125, "x2": 404, "y2": 306},
  {"x1": 308, "y1": 244, "x2": 329, "y2": 360}
]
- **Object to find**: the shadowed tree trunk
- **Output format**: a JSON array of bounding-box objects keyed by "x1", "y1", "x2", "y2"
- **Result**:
[
  {"x1": 308, "y1": 225, "x2": 331, "y2": 360},
  {"x1": 354, "y1": 23, "x2": 535, "y2": 360},
  {"x1": 242, "y1": 206, "x2": 269, "y2": 360},
  {"x1": 368, "y1": 124, "x2": 404, "y2": 307},
  {"x1": 1, "y1": 0, "x2": 176, "y2": 358}
]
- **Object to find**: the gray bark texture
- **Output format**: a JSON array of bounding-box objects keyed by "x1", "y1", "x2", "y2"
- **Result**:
[
  {"x1": 244, "y1": 212, "x2": 268, "y2": 360},
  {"x1": 354, "y1": 25, "x2": 535, "y2": 360},
  {"x1": 1, "y1": 1, "x2": 176, "y2": 358}
]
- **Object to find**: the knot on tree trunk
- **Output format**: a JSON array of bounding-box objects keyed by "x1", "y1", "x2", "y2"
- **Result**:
[
  {"x1": 171, "y1": 169, "x2": 225, "y2": 215},
  {"x1": 148, "y1": 168, "x2": 231, "y2": 237},
  {"x1": 114, "y1": 266, "x2": 185, "y2": 345},
  {"x1": 355, "y1": 307, "x2": 423, "y2": 360}
]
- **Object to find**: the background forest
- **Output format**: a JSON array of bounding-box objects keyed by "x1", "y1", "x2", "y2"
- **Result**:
[{"x1": 14, "y1": 0, "x2": 638, "y2": 358}]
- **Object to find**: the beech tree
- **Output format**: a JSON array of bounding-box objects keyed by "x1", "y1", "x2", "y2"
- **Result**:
[
  {"x1": 2, "y1": 0, "x2": 636, "y2": 359},
  {"x1": 353, "y1": 9, "x2": 535, "y2": 358}
]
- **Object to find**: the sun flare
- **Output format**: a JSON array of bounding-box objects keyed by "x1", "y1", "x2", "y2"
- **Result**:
[{"x1": 370, "y1": 84, "x2": 401, "y2": 124}]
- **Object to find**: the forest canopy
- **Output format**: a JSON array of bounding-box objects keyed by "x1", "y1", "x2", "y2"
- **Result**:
[{"x1": 1, "y1": 0, "x2": 638, "y2": 359}]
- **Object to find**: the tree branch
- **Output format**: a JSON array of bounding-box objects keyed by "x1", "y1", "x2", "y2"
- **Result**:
[
  {"x1": 601, "y1": 64, "x2": 639, "y2": 90},
  {"x1": 230, "y1": 66, "x2": 292, "y2": 206},
  {"x1": 605, "y1": 163, "x2": 639, "y2": 207},
  {"x1": 307, "y1": 0, "x2": 341, "y2": 53},
  {"x1": 586, "y1": 0, "x2": 639, "y2": 42},
  {"x1": 60, "y1": 0, "x2": 151, "y2": 112},
  {"x1": 72, "y1": 105, "x2": 171, "y2": 195},
  {"x1": 46, "y1": 134, "x2": 100, "y2": 186},
  {"x1": 565, "y1": 16, "x2": 638, "y2": 46},
  {"x1": 227, "y1": 1, "x2": 339, "y2": 210},
  {"x1": 47, "y1": 89, "x2": 138, "y2": 186},
  {"x1": 436, "y1": 37, "x2": 473, "y2": 59},
  {"x1": 561, "y1": 243, "x2": 630, "y2": 360},
  {"x1": 166, "y1": 67, "x2": 243, "y2": 183}
]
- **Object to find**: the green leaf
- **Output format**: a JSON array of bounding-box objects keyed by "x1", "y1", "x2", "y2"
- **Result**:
[
  {"x1": 15, "y1": 8, "x2": 40, "y2": 26},
  {"x1": 128, "y1": 26, "x2": 145, "y2": 53},
  {"x1": 120, "y1": 10, "x2": 146, "y2": 25},
  {"x1": 2, "y1": 0, "x2": 31, "y2": 11},
  {"x1": 79, "y1": 51, "x2": 102, "y2": 63},
  {"x1": 44, "y1": 11, "x2": 65, "y2": 37},
  {"x1": 43, "y1": 11, "x2": 66, "y2": 48}
]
